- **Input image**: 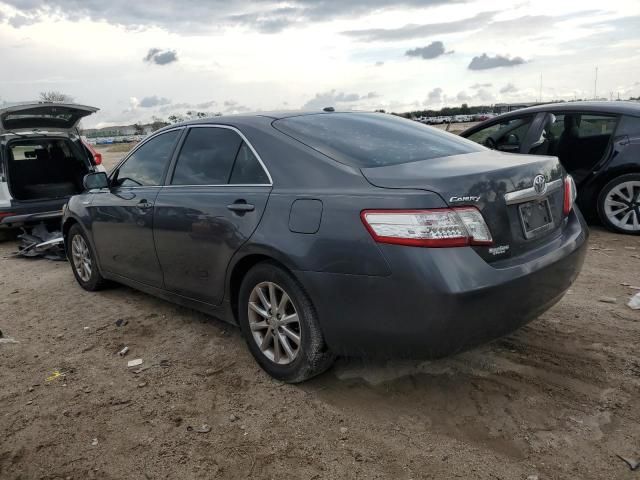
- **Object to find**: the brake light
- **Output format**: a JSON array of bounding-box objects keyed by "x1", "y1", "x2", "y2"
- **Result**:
[
  {"x1": 0, "y1": 212, "x2": 16, "y2": 219},
  {"x1": 563, "y1": 175, "x2": 577, "y2": 216},
  {"x1": 361, "y1": 207, "x2": 493, "y2": 247}
]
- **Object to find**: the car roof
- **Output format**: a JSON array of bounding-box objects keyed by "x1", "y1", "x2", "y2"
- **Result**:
[
  {"x1": 495, "y1": 101, "x2": 640, "y2": 118},
  {"x1": 151, "y1": 110, "x2": 377, "y2": 133}
]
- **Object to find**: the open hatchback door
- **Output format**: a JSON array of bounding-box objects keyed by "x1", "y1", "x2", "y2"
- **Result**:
[
  {"x1": 0, "y1": 103, "x2": 98, "y2": 133},
  {"x1": 0, "y1": 102, "x2": 101, "y2": 231}
]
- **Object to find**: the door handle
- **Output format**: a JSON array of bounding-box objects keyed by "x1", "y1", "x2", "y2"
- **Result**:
[
  {"x1": 137, "y1": 200, "x2": 153, "y2": 209},
  {"x1": 227, "y1": 201, "x2": 255, "y2": 213}
]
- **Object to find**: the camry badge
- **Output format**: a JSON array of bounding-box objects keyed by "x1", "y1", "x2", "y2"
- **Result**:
[
  {"x1": 533, "y1": 175, "x2": 547, "y2": 195},
  {"x1": 449, "y1": 195, "x2": 481, "y2": 203}
]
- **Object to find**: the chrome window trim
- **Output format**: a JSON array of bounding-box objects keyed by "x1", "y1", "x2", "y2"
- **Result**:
[
  {"x1": 504, "y1": 178, "x2": 563, "y2": 205},
  {"x1": 173, "y1": 124, "x2": 273, "y2": 186},
  {"x1": 162, "y1": 184, "x2": 272, "y2": 188}
]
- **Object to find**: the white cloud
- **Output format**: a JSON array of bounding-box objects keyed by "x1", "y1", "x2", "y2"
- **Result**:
[{"x1": 0, "y1": 0, "x2": 637, "y2": 125}]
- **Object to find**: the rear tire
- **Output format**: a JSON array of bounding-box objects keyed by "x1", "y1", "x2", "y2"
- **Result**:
[
  {"x1": 238, "y1": 261, "x2": 334, "y2": 383},
  {"x1": 597, "y1": 173, "x2": 640, "y2": 235},
  {"x1": 67, "y1": 224, "x2": 108, "y2": 291}
]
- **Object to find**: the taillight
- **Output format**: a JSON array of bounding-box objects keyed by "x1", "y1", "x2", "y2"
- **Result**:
[
  {"x1": 361, "y1": 207, "x2": 493, "y2": 248},
  {"x1": 563, "y1": 175, "x2": 577, "y2": 216},
  {"x1": 0, "y1": 212, "x2": 16, "y2": 219},
  {"x1": 82, "y1": 139, "x2": 102, "y2": 165}
]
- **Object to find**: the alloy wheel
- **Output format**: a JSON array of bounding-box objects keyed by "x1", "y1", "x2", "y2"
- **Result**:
[
  {"x1": 604, "y1": 180, "x2": 640, "y2": 232},
  {"x1": 71, "y1": 234, "x2": 92, "y2": 282},
  {"x1": 248, "y1": 281, "x2": 301, "y2": 365}
]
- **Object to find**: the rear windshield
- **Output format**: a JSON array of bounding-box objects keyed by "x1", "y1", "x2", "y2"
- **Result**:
[{"x1": 273, "y1": 113, "x2": 484, "y2": 168}]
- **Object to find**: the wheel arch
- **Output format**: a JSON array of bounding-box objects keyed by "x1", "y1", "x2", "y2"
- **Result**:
[
  {"x1": 227, "y1": 249, "x2": 300, "y2": 324},
  {"x1": 580, "y1": 165, "x2": 640, "y2": 217}
]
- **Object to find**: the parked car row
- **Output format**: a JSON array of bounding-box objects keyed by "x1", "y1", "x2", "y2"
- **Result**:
[
  {"x1": 415, "y1": 113, "x2": 495, "y2": 125},
  {"x1": 87, "y1": 135, "x2": 145, "y2": 145},
  {"x1": 2, "y1": 101, "x2": 637, "y2": 383}
]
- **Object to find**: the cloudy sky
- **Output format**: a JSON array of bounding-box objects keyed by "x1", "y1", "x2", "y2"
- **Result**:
[{"x1": 0, "y1": 0, "x2": 638, "y2": 128}]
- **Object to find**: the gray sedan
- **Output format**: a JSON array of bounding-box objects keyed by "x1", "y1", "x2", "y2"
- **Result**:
[{"x1": 62, "y1": 112, "x2": 587, "y2": 382}]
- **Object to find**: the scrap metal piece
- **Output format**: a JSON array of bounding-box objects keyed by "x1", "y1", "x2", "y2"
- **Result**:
[{"x1": 15, "y1": 223, "x2": 65, "y2": 260}]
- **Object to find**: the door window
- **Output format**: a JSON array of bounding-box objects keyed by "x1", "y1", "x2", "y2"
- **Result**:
[
  {"x1": 171, "y1": 127, "x2": 243, "y2": 185},
  {"x1": 466, "y1": 117, "x2": 533, "y2": 152},
  {"x1": 115, "y1": 130, "x2": 181, "y2": 187}
]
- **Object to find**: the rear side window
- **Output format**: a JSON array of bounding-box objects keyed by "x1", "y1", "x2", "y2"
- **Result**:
[
  {"x1": 273, "y1": 113, "x2": 483, "y2": 168},
  {"x1": 229, "y1": 143, "x2": 270, "y2": 184},
  {"x1": 171, "y1": 127, "x2": 242, "y2": 185},
  {"x1": 116, "y1": 130, "x2": 181, "y2": 187}
]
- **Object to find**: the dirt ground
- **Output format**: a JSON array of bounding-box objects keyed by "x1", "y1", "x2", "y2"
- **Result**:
[{"x1": 1, "y1": 217, "x2": 639, "y2": 479}]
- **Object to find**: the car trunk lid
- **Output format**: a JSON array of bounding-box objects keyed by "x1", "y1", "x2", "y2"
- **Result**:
[
  {"x1": 0, "y1": 103, "x2": 98, "y2": 134},
  {"x1": 360, "y1": 151, "x2": 566, "y2": 262}
]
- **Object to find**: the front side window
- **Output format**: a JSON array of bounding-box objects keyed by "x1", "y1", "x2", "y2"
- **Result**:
[
  {"x1": 467, "y1": 116, "x2": 533, "y2": 152},
  {"x1": 171, "y1": 127, "x2": 243, "y2": 185},
  {"x1": 115, "y1": 130, "x2": 181, "y2": 187}
]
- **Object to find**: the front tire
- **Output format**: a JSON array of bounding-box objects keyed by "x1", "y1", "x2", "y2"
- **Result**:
[
  {"x1": 597, "y1": 173, "x2": 640, "y2": 234},
  {"x1": 67, "y1": 224, "x2": 108, "y2": 291},
  {"x1": 238, "y1": 261, "x2": 334, "y2": 383}
]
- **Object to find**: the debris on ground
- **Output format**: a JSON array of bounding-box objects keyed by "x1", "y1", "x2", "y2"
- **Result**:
[
  {"x1": 628, "y1": 293, "x2": 640, "y2": 310},
  {"x1": 115, "y1": 319, "x2": 128, "y2": 327},
  {"x1": 598, "y1": 296, "x2": 617, "y2": 304},
  {"x1": 0, "y1": 337, "x2": 19, "y2": 345},
  {"x1": 46, "y1": 370, "x2": 65, "y2": 382},
  {"x1": 127, "y1": 359, "x2": 143, "y2": 368},
  {"x1": 617, "y1": 454, "x2": 640, "y2": 471},
  {"x1": 15, "y1": 223, "x2": 65, "y2": 261},
  {"x1": 91, "y1": 438, "x2": 99, "y2": 447},
  {"x1": 118, "y1": 346, "x2": 129, "y2": 357},
  {"x1": 187, "y1": 424, "x2": 212, "y2": 434}
]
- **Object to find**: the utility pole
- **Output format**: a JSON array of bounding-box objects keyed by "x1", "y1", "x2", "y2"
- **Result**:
[
  {"x1": 594, "y1": 66, "x2": 598, "y2": 100},
  {"x1": 539, "y1": 73, "x2": 543, "y2": 103}
]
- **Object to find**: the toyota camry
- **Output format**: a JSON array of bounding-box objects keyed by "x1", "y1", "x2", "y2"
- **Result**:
[{"x1": 62, "y1": 111, "x2": 587, "y2": 382}]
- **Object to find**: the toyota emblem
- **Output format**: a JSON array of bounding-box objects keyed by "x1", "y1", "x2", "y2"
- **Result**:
[{"x1": 533, "y1": 175, "x2": 547, "y2": 195}]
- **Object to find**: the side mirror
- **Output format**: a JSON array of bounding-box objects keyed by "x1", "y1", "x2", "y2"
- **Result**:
[{"x1": 83, "y1": 172, "x2": 109, "y2": 190}]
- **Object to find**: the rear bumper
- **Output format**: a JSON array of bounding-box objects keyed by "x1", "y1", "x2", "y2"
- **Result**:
[
  {"x1": 296, "y1": 209, "x2": 588, "y2": 357},
  {"x1": 0, "y1": 207, "x2": 64, "y2": 228}
]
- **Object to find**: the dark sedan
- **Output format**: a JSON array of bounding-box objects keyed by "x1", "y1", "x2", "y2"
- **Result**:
[
  {"x1": 63, "y1": 112, "x2": 587, "y2": 382},
  {"x1": 461, "y1": 101, "x2": 640, "y2": 234}
]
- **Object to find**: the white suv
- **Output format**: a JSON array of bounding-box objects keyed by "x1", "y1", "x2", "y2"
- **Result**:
[{"x1": 0, "y1": 102, "x2": 103, "y2": 236}]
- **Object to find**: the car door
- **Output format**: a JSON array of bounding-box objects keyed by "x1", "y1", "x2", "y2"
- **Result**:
[
  {"x1": 153, "y1": 125, "x2": 272, "y2": 305},
  {"x1": 90, "y1": 128, "x2": 183, "y2": 287},
  {"x1": 524, "y1": 111, "x2": 621, "y2": 185}
]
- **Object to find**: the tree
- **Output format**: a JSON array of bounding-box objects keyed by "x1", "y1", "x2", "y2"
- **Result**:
[
  {"x1": 133, "y1": 123, "x2": 145, "y2": 135},
  {"x1": 150, "y1": 116, "x2": 170, "y2": 131},
  {"x1": 39, "y1": 91, "x2": 74, "y2": 102},
  {"x1": 168, "y1": 114, "x2": 185, "y2": 124}
]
